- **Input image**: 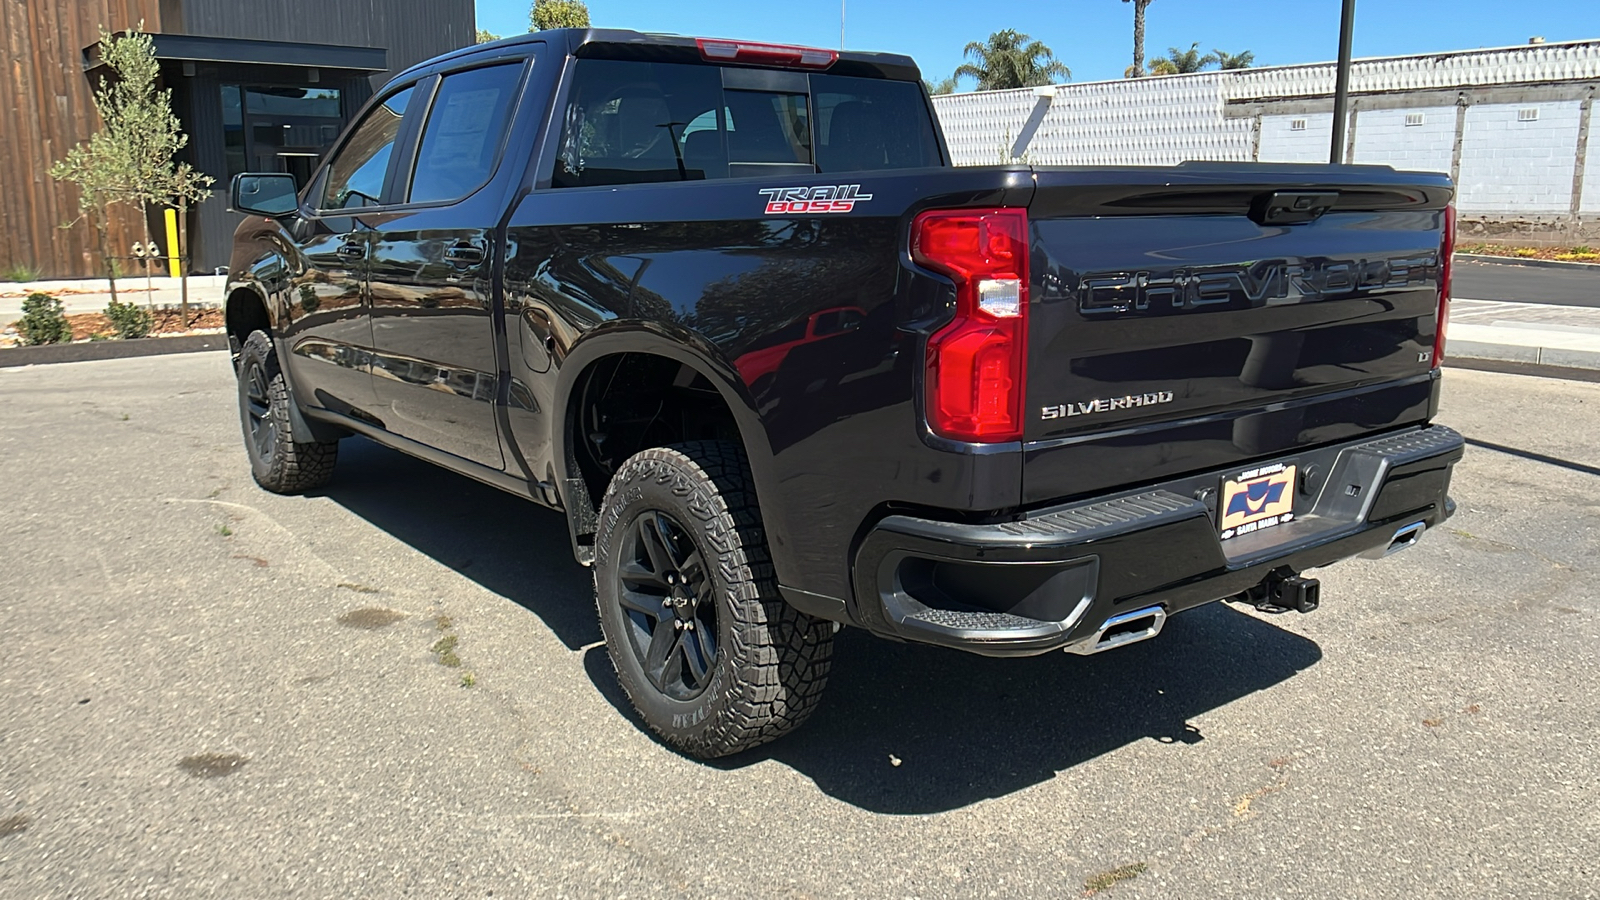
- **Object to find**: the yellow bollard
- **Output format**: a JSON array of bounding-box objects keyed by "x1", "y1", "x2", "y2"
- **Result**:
[{"x1": 164, "y1": 207, "x2": 181, "y2": 278}]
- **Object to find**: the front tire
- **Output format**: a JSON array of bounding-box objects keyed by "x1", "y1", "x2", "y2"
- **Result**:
[
  {"x1": 594, "y1": 441, "x2": 833, "y2": 758},
  {"x1": 237, "y1": 330, "x2": 337, "y2": 494}
]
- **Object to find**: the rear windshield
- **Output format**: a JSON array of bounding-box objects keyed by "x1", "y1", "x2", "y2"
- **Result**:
[{"x1": 551, "y1": 59, "x2": 941, "y2": 188}]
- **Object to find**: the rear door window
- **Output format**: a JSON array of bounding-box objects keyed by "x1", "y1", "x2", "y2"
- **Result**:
[{"x1": 408, "y1": 63, "x2": 525, "y2": 204}]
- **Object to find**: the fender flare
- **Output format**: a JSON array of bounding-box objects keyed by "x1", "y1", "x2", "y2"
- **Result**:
[
  {"x1": 223, "y1": 275, "x2": 343, "y2": 444},
  {"x1": 551, "y1": 321, "x2": 775, "y2": 562}
]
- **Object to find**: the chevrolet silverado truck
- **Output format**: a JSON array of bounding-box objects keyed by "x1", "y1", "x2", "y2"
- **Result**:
[{"x1": 224, "y1": 29, "x2": 1464, "y2": 758}]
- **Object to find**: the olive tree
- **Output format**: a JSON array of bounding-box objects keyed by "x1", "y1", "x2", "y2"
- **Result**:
[{"x1": 50, "y1": 25, "x2": 212, "y2": 308}]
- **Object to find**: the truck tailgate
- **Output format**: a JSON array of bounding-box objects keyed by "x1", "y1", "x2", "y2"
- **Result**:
[{"x1": 1021, "y1": 163, "x2": 1453, "y2": 505}]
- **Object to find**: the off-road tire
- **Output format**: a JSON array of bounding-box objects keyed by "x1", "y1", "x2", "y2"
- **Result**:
[
  {"x1": 594, "y1": 441, "x2": 833, "y2": 758},
  {"x1": 237, "y1": 329, "x2": 337, "y2": 494}
]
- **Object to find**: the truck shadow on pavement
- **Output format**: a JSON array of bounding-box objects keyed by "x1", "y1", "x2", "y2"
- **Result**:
[
  {"x1": 323, "y1": 439, "x2": 602, "y2": 649},
  {"x1": 739, "y1": 608, "x2": 1320, "y2": 814},
  {"x1": 327, "y1": 438, "x2": 1323, "y2": 815}
]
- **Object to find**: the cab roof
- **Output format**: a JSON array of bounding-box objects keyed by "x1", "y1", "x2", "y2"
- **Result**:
[{"x1": 394, "y1": 28, "x2": 923, "y2": 84}]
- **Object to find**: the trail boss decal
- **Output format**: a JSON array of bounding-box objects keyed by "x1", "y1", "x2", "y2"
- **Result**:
[
  {"x1": 759, "y1": 185, "x2": 873, "y2": 215},
  {"x1": 1041, "y1": 391, "x2": 1174, "y2": 420}
]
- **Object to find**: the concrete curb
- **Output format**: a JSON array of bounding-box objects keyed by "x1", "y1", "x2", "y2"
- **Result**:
[
  {"x1": 0, "y1": 334, "x2": 228, "y2": 368},
  {"x1": 1445, "y1": 356, "x2": 1600, "y2": 384},
  {"x1": 1447, "y1": 340, "x2": 1600, "y2": 371},
  {"x1": 1455, "y1": 253, "x2": 1600, "y2": 272}
]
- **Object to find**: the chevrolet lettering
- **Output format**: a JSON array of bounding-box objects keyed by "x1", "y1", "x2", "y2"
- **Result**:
[{"x1": 221, "y1": 28, "x2": 1464, "y2": 760}]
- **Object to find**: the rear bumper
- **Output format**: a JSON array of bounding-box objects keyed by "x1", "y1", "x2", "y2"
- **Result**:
[{"x1": 849, "y1": 424, "x2": 1465, "y2": 657}]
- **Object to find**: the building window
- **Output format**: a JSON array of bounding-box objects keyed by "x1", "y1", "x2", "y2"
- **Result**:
[
  {"x1": 222, "y1": 84, "x2": 247, "y2": 178},
  {"x1": 1518, "y1": 108, "x2": 1540, "y2": 122},
  {"x1": 221, "y1": 83, "x2": 344, "y2": 185},
  {"x1": 1290, "y1": 118, "x2": 1307, "y2": 132},
  {"x1": 1405, "y1": 113, "x2": 1425, "y2": 127}
]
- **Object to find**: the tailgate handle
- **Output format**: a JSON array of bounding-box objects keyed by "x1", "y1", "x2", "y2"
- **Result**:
[{"x1": 1250, "y1": 191, "x2": 1338, "y2": 226}]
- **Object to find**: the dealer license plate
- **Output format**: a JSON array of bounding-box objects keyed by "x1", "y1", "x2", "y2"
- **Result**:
[{"x1": 1218, "y1": 462, "x2": 1297, "y2": 541}]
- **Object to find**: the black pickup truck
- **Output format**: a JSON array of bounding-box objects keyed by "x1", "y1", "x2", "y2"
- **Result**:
[{"x1": 224, "y1": 29, "x2": 1464, "y2": 757}]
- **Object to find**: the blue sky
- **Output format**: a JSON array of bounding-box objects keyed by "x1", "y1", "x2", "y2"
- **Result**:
[{"x1": 476, "y1": 0, "x2": 1600, "y2": 85}]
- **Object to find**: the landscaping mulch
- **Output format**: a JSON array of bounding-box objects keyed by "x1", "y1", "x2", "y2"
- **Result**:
[
  {"x1": 1457, "y1": 243, "x2": 1600, "y2": 263},
  {"x1": 64, "y1": 307, "x2": 224, "y2": 341}
]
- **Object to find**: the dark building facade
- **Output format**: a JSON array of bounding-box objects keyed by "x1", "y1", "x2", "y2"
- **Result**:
[{"x1": 0, "y1": 0, "x2": 474, "y2": 277}]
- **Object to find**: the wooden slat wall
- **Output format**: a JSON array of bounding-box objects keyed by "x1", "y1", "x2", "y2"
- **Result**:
[
  {"x1": 179, "y1": 0, "x2": 474, "y2": 88},
  {"x1": 0, "y1": 0, "x2": 165, "y2": 277}
]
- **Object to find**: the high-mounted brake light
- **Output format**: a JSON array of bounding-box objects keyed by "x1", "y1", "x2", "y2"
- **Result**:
[
  {"x1": 1435, "y1": 204, "x2": 1455, "y2": 368},
  {"x1": 912, "y1": 208, "x2": 1030, "y2": 443},
  {"x1": 695, "y1": 38, "x2": 838, "y2": 69}
]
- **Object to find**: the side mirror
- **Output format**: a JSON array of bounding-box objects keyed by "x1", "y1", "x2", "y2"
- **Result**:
[{"x1": 230, "y1": 173, "x2": 300, "y2": 217}]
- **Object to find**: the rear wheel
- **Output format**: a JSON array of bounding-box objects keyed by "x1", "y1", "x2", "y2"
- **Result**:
[
  {"x1": 594, "y1": 441, "x2": 833, "y2": 758},
  {"x1": 237, "y1": 330, "x2": 337, "y2": 494}
]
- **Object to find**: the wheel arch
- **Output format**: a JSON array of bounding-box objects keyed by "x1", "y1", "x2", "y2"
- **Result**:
[{"x1": 553, "y1": 324, "x2": 774, "y2": 565}]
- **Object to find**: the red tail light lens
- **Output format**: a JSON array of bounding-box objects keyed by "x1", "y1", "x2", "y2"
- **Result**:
[
  {"x1": 911, "y1": 208, "x2": 1030, "y2": 442},
  {"x1": 1435, "y1": 204, "x2": 1455, "y2": 368},
  {"x1": 695, "y1": 38, "x2": 838, "y2": 69}
]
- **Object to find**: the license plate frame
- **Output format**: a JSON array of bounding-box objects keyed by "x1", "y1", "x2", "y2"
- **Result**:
[{"x1": 1218, "y1": 461, "x2": 1298, "y2": 541}]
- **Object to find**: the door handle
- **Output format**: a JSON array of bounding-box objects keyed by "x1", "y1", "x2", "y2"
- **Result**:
[
  {"x1": 336, "y1": 241, "x2": 366, "y2": 259},
  {"x1": 445, "y1": 241, "x2": 485, "y2": 266}
]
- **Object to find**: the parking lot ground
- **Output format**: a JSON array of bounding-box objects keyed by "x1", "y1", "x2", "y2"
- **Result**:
[{"x1": 1, "y1": 355, "x2": 1597, "y2": 899}]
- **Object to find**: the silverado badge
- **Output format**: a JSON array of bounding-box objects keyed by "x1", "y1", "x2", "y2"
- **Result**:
[{"x1": 1041, "y1": 391, "x2": 1174, "y2": 420}]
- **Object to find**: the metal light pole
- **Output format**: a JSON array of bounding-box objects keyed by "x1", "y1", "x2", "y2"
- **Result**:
[{"x1": 1330, "y1": 0, "x2": 1356, "y2": 164}]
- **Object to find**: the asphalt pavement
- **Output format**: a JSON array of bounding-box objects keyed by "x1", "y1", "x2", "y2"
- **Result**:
[
  {"x1": 1, "y1": 354, "x2": 1597, "y2": 898},
  {"x1": 1453, "y1": 260, "x2": 1598, "y2": 307}
]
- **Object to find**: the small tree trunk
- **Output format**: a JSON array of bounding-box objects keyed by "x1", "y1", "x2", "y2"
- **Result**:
[
  {"x1": 96, "y1": 208, "x2": 118, "y2": 305},
  {"x1": 140, "y1": 200, "x2": 155, "y2": 311},
  {"x1": 178, "y1": 197, "x2": 190, "y2": 326}
]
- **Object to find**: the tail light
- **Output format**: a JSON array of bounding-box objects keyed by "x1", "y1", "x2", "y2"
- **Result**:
[
  {"x1": 696, "y1": 38, "x2": 838, "y2": 69},
  {"x1": 911, "y1": 208, "x2": 1030, "y2": 442},
  {"x1": 1434, "y1": 204, "x2": 1455, "y2": 368}
]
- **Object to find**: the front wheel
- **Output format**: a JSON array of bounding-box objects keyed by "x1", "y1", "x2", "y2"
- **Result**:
[
  {"x1": 594, "y1": 441, "x2": 833, "y2": 758},
  {"x1": 237, "y1": 330, "x2": 338, "y2": 494}
]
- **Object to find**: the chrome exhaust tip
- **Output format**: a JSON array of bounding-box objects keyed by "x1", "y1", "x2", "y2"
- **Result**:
[
  {"x1": 1066, "y1": 605, "x2": 1167, "y2": 656},
  {"x1": 1360, "y1": 521, "x2": 1426, "y2": 560}
]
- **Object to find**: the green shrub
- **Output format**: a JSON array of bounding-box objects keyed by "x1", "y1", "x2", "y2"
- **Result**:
[
  {"x1": 1, "y1": 262, "x2": 41, "y2": 283},
  {"x1": 18, "y1": 293, "x2": 73, "y2": 345},
  {"x1": 104, "y1": 297, "x2": 154, "y2": 339}
]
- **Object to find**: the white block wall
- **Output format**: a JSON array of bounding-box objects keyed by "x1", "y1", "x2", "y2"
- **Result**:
[
  {"x1": 1583, "y1": 118, "x2": 1600, "y2": 216},
  {"x1": 1258, "y1": 113, "x2": 1336, "y2": 164},
  {"x1": 935, "y1": 75, "x2": 1251, "y2": 167},
  {"x1": 1456, "y1": 101, "x2": 1583, "y2": 215},
  {"x1": 1351, "y1": 106, "x2": 1456, "y2": 174},
  {"x1": 932, "y1": 41, "x2": 1600, "y2": 221}
]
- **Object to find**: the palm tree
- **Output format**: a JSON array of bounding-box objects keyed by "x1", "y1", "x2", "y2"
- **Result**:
[
  {"x1": 1154, "y1": 42, "x2": 1214, "y2": 75},
  {"x1": 1122, "y1": 0, "x2": 1154, "y2": 77},
  {"x1": 1212, "y1": 48, "x2": 1256, "y2": 70},
  {"x1": 953, "y1": 30, "x2": 1070, "y2": 91},
  {"x1": 924, "y1": 76, "x2": 959, "y2": 96}
]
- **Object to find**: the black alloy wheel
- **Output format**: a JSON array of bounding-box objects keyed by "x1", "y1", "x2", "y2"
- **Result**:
[
  {"x1": 242, "y1": 354, "x2": 277, "y2": 463},
  {"x1": 614, "y1": 510, "x2": 719, "y2": 701},
  {"x1": 235, "y1": 330, "x2": 338, "y2": 494}
]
